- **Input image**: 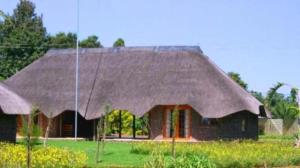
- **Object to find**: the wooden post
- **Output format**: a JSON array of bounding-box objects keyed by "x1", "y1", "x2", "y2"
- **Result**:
[
  {"x1": 59, "y1": 115, "x2": 62, "y2": 137},
  {"x1": 132, "y1": 115, "x2": 136, "y2": 139},
  {"x1": 118, "y1": 110, "x2": 122, "y2": 138}
]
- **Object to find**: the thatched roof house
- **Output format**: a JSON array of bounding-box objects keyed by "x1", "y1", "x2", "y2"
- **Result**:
[
  {"x1": 5, "y1": 46, "x2": 265, "y2": 140},
  {"x1": 0, "y1": 82, "x2": 31, "y2": 115},
  {"x1": 0, "y1": 82, "x2": 31, "y2": 142}
]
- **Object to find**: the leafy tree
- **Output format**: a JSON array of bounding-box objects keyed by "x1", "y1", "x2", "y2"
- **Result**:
[
  {"x1": 80, "y1": 35, "x2": 102, "y2": 48},
  {"x1": 113, "y1": 38, "x2": 125, "y2": 47},
  {"x1": 228, "y1": 72, "x2": 248, "y2": 90},
  {"x1": 250, "y1": 91, "x2": 265, "y2": 103},
  {"x1": 265, "y1": 82, "x2": 299, "y2": 120},
  {"x1": 271, "y1": 101, "x2": 299, "y2": 120},
  {"x1": 107, "y1": 110, "x2": 133, "y2": 135},
  {"x1": 0, "y1": 0, "x2": 47, "y2": 79},
  {"x1": 47, "y1": 32, "x2": 76, "y2": 48},
  {"x1": 48, "y1": 33, "x2": 102, "y2": 49}
]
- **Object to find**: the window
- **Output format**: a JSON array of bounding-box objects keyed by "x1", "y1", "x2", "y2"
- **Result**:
[{"x1": 201, "y1": 118, "x2": 218, "y2": 126}]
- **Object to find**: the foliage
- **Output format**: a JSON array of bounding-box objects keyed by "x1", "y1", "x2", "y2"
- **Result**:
[
  {"x1": 0, "y1": 1, "x2": 104, "y2": 80},
  {"x1": 47, "y1": 32, "x2": 76, "y2": 48},
  {"x1": 227, "y1": 72, "x2": 248, "y2": 90},
  {"x1": 47, "y1": 33, "x2": 102, "y2": 49},
  {"x1": 271, "y1": 101, "x2": 299, "y2": 120},
  {"x1": 107, "y1": 110, "x2": 133, "y2": 135},
  {"x1": 0, "y1": 142, "x2": 87, "y2": 168},
  {"x1": 113, "y1": 38, "x2": 125, "y2": 47},
  {"x1": 0, "y1": 0, "x2": 47, "y2": 79},
  {"x1": 169, "y1": 154, "x2": 216, "y2": 168},
  {"x1": 265, "y1": 82, "x2": 299, "y2": 119},
  {"x1": 20, "y1": 109, "x2": 41, "y2": 147},
  {"x1": 80, "y1": 35, "x2": 102, "y2": 48},
  {"x1": 144, "y1": 149, "x2": 166, "y2": 168},
  {"x1": 250, "y1": 91, "x2": 265, "y2": 103},
  {"x1": 131, "y1": 141, "x2": 300, "y2": 168},
  {"x1": 107, "y1": 110, "x2": 148, "y2": 136}
]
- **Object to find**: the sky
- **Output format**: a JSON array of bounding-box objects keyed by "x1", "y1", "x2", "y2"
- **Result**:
[{"x1": 1, "y1": 0, "x2": 300, "y2": 94}]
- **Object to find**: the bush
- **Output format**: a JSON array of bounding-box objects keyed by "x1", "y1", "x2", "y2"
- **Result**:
[
  {"x1": 0, "y1": 143, "x2": 87, "y2": 168},
  {"x1": 131, "y1": 141, "x2": 300, "y2": 168},
  {"x1": 144, "y1": 149, "x2": 166, "y2": 168},
  {"x1": 169, "y1": 154, "x2": 216, "y2": 168}
]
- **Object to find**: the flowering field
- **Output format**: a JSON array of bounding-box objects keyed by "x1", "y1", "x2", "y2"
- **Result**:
[
  {"x1": 1, "y1": 136, "x2": 298, "y2": 168},
  {"x1": 0, "y1": 143, "x2": 87, "y2": 168},
  {"x1": 131, "y1": 140, "x2": 300, "y2": 168}
]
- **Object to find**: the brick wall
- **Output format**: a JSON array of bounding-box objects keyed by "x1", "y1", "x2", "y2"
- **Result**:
[{"x1": 149, "y1": 107, "x2": 258, "y2": 140}]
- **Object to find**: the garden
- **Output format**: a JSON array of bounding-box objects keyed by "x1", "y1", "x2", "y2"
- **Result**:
[{"x1": 1, "y1": 135, "x2": 300, "y2": 168}]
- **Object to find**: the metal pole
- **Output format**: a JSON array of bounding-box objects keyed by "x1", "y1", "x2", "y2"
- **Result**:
[{"x1": 75, "y1": 0, "x2": 80, "y2": 140}]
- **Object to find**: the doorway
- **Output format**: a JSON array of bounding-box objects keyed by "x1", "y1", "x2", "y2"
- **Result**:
[{"x1": 164, "y1": 106, "x2": 191, "y2": 139}]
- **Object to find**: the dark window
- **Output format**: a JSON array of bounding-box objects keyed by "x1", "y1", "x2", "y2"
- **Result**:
[
  {"x1": 178, "y1": 110, "x2": 185, "y2": 138},
  {"x1": 201, "y1": 118, "x2": 218, "y2": 126}
]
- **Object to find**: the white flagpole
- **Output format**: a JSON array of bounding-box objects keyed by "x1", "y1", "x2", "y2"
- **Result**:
[{"x1": 75, "y1": 0, "x2": 80, "y2": 141}]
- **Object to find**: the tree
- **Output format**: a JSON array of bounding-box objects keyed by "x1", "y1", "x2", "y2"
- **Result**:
[
  {"x1": 265, "y1": 82, "x2": 299, "y2": 120},
  {"x1": 0, "y1": 0, "x2": 47, "y2": 79},
  {"x1": 47, "y1": 32, "x2": 76, "y2": 48},
  {"x1": 113, "y1": 38, "x2": 125, "y2": 47},
  {"x1": 250, "y1": 91, "x2": 265, "y2": 103},
  {"x1": 228, "y1": 72, "x2": 248, "y2": 90},
  {"x1": 80, "y1": 35, "x2": 102, "y2": 48},
  {"x1": 48, "y1": 33, "x2": 102, "y2": 49}
]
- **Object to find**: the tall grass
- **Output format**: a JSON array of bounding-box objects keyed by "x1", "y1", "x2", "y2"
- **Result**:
[{"x1": 131, "y1": 140, "x2": 300, "y2": 168}]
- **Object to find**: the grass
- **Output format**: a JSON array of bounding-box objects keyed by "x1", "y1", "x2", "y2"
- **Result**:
[
  {"x1": 38, "y1": 140, "x2": 147, "y2": 168},
  {"x1": 16, "y1": 135, "x2": 297, "y2": 168}
]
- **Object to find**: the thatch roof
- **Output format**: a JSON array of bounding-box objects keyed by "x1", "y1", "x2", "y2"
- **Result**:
[
  {"x1": 0, "y1": 82, "x2": 31, "y2": 115},
  {"x1": 5, "y1": 46, "x2": 264, "y2": 119}
]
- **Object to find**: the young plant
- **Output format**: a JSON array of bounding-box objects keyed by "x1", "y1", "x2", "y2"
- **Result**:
[
  {"x1": 21, "y1": 107, "x2": 41, "y2": 168},
  {"x1": 96, "y1": 104, "x2": 111, "y2": 163},
  {"x1": 43, "y1": 112, "x2": 53, "y2": 147},
  {"x1": 171, "y1": 105, "x2": 179, "y2": 158}
]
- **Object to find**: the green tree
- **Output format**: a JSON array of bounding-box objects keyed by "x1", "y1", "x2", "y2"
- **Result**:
[
  {"x1": 0, "y1": 0, "x2": 47, "y2": 79},
  {"x1": 80, "y1": 35, "x2": 102, "y2": 48},
  {"x1": 265, "y1": 82, "x2": 299, "y2": 120},
  {"x1": 48, "y1": 33, "x2": 102, "y2": 48},
  {"x1": 228, "y1": 72, "x2": 248, "y2": 90},
  {"x1": 47, "y1": 32, "x2": 76, "y2": 48},
  {"x1": 113, "y1": 38, "x2": 125, "y2": 47},
  {"x1": 250, "y1": 91, "x2": 265, "y2": 103}
]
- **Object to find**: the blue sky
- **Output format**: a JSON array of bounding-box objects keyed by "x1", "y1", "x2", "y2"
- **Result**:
[{"x1": 1, "y1": 0, "x2": 300, "y2": 94}]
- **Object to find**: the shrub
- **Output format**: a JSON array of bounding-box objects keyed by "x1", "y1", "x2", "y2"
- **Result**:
[
  {"x1": 169, "y1": 154, "x2": 216, "y2": 168},
  {"x1": 144, "y1": 149, "x2": 166, "y2": 168},
  {"x1": 0, "y1": 143, "x2": 87, "y2": 168}
]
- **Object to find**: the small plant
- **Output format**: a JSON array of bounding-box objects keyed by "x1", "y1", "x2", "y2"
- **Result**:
[
  {"x1": 169, "y1": 154, "x2": 216, "y2": 168},
  {"x1": 21, "y1": 107, "x2": 41, "y2": 168},
  {"x1": 171, "y1": 105, "x2": 179, "y2": 158},
  {"x1": 43, "y1": 112, "x2": 53, "y2": 147},
  {"x1": 96, "y1": 104, "x2": 111, "y2": 163},
  {"x1": 144, "y1": 149, "x2": 166, "y2": 168}
]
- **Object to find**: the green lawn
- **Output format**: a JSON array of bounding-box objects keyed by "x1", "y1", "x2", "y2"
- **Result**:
[
  {"x1": 31, "y1": 135, "x2": 296, "y2": 168},
  {"x1": 40, "y1": 140, "x2": 148, "y2": 168}
]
